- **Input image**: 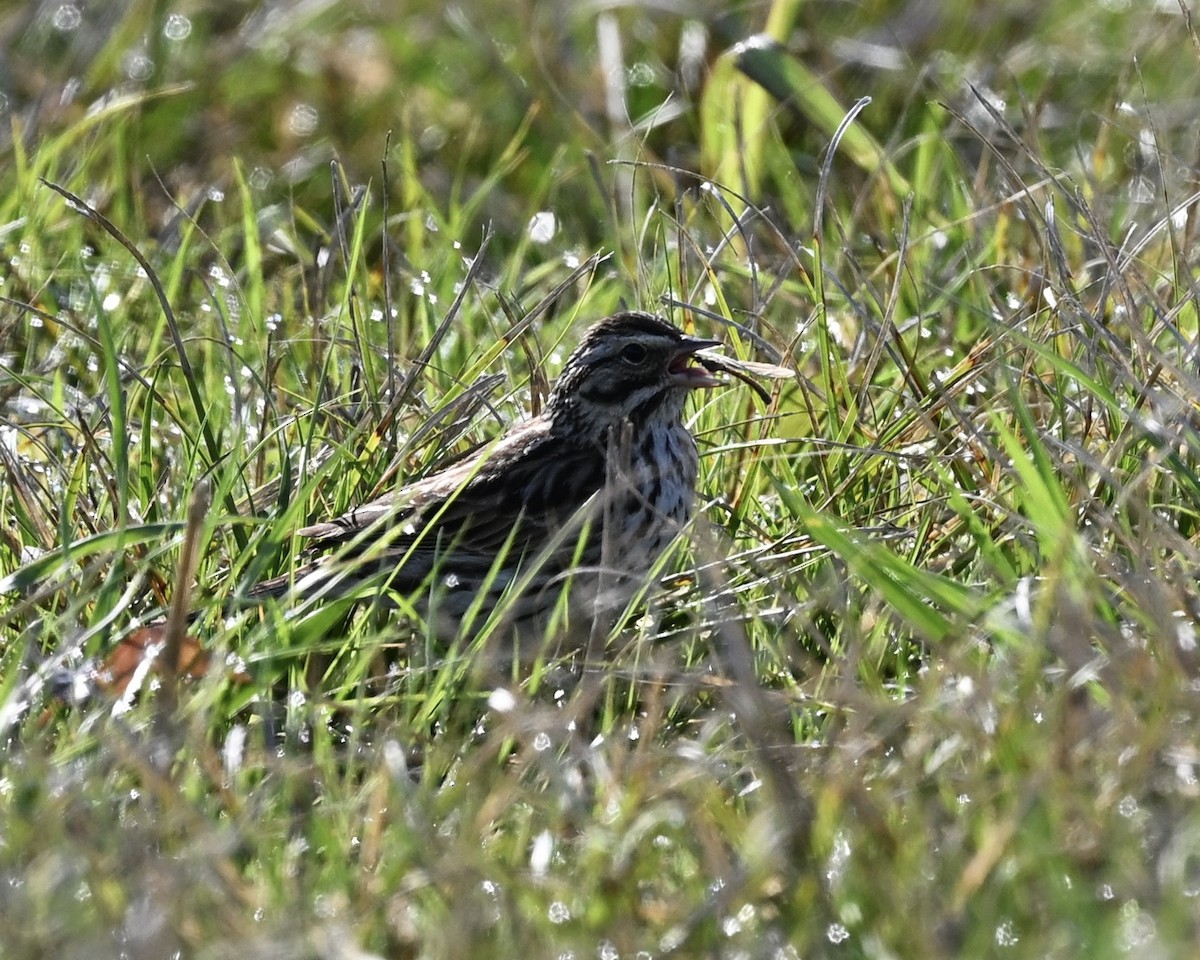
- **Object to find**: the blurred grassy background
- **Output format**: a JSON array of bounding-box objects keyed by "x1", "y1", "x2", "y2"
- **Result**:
[{"x1": 4, "y1": 0, "x2": 1200, "y2": 957}]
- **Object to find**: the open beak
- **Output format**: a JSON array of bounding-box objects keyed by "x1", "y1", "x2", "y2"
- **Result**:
[{"x1": 668, "y1": 335, "x2": 724, "y2": 389}]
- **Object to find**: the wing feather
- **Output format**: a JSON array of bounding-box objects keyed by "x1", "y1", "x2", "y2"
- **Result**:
[{"x1": 286, "y1": 418, "x2": 606, "y2": 577}]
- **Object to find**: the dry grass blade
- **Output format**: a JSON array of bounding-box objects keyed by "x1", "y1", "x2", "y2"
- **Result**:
[
  {"x1": 158, "y1": 480, "x2": 211, "y2": 716},
  {"x1": 697, "y1": 350, "x2": 794, "y2": 403}
]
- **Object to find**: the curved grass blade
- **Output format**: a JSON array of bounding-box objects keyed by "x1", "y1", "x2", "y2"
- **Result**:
[{"x1": 0, "y1": 522, "x2": 185, "y2": 595}]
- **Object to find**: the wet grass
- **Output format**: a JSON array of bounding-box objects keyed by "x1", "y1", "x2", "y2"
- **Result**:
[{"x1": 3, "y1": 0, "x2": 1200, "y2": 957}]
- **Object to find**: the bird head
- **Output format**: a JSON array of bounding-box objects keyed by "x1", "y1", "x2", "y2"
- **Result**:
[{"x1": 547, "y1": 312, "x2": 721, "y2": 433}]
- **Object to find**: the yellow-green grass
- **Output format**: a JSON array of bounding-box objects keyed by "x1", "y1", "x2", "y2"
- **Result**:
[{"x1": 1, "y1": 1, "x2": 1200, "y2": 956}]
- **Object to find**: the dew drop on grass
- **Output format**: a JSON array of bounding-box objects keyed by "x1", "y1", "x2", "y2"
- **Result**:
[
  {"x1": 123, "y1": 51, "x2": 154, "y2": 81},
  {"x1": 288, "y1": 103, "x2": 319, "y2": 137},
  {"x1": 383, "y1": 740, "x2": 406, "y2": 777},
  {"x1": 1120, "y1": 903, "x2": 1157, "y2": 949},
  {"x1": 1176, "y1": 617, "x2": 1197, "y2": 652},
  {"x1": 528, "y1": 211, "x2": 557, "y2": 244},
  {"x1": 826, "y1": 923, "x2": 850, "y2": 944},
  {"x1": 826, "y1": 830, "x2": 851, "y2": 886},
  {"x1": 163, "y1": 14, "x2": 191, "y2": 41},
  {"x1": 547, "y1": 901, "x2": 570, "y2": 924},
  {"x1": 626, "y1": 62, "x2": 654, "y2": 86},
  {"x1": 223, "y1": 724, "x2": 247, "y2": 776},
  {"x1": 994, "y1": 920, "x2": 1019, "y2": 946},
  {"x1": 410, "y1": 271, "x2": 432, "y2": 297},
  {"x1": 51, "y1": 3, "x2": 82, "y2": 32},
  {"x1": 530, "y1": 830, "x2": 552, "y2": 876}
]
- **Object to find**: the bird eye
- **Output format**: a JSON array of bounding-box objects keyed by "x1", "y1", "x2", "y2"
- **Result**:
[{"x1": 621, "y1": 343, "x2": 647, "y2": 364}]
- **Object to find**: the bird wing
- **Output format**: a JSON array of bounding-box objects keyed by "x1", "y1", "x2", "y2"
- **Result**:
[{"x1": 294, "y1": 418, "x2": 607, "y2": 568}]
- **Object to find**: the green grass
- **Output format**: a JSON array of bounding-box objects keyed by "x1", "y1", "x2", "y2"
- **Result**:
[{"x1": 3, "y1": 0, "x2": 1200, "y2": 956}]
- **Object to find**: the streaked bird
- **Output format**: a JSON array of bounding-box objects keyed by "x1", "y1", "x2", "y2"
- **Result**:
[{"x1": 251, "y1": 311, "x2": 779, "y2": 650}]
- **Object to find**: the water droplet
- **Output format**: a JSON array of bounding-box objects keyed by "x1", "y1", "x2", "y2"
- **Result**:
[
  {"x1": 826, "y1": 923, "x2": 850, "y2": 944},
  {"x1": 51, "y1": 4, "x2": 82, "y2": 32},
  {"x1": 123, "y1": 51, "x2": 154, "y2": 81},
  {"x1": 530, "y1": 831, "x2": 552, "y2": 876},
  {"x1": 287, "y1": 103, "x2": 319, "y2": 137},
  {"x1": 223, "y1": 724, "x2": 247, "y2": 775},
  {"x1": 528, "y1": 211, "x2": 557, "y2": 244},
  {"x1": 163, "y1": 13, "x2": 191, "y2": 40}
]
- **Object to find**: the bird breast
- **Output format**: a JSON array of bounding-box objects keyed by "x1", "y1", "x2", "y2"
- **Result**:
[{"x1": 605, "y1": 419, "x2": 699, "y2": 571}]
